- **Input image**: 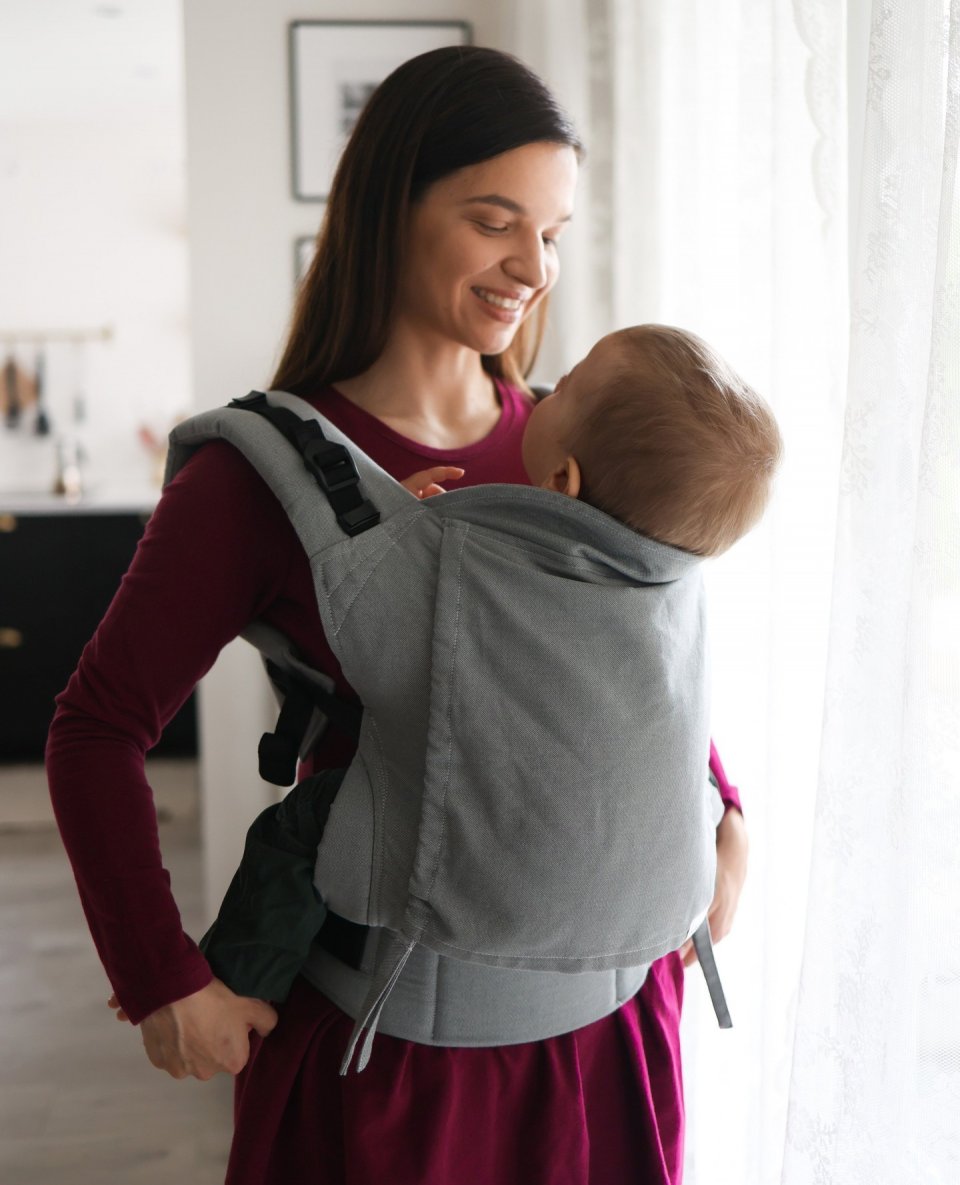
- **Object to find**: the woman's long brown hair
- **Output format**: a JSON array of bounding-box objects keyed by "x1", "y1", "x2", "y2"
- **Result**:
[{"x1": 270, "y1": 46, "x2": 583, "y2": 395}]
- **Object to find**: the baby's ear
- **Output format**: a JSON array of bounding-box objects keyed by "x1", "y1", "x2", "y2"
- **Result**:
[{"x1": 542, "y1": 456, "x2": 582, "y2": 499}]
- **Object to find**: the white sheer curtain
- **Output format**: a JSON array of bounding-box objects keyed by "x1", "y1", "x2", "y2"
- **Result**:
[
  {"x1": 507, "y1": 1, "x2": 959, "y2": 1181},
  {"x1": 783, "y1": 2, "x2": 960, "y2": 1180}
]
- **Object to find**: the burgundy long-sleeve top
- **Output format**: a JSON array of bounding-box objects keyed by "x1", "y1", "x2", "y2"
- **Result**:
[{"x1": 46, "y1": 380, "x2": 740, "y2": 1025}]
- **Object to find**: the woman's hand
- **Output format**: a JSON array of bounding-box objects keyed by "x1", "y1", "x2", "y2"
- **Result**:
[
  {"x1": 679, "y1": 807, "x2": 748, "y2": 967},
  {"x1": 401, "y1": 465, "x2": 465, "y2": 499},
  {"x1": 108, "y1": 978, "x2": 278, "y2": 1080}
]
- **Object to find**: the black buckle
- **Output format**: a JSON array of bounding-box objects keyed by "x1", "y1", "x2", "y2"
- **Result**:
[
  {"x1": 229, "y1": 391, "x2": 267, "y2": 409},
  {"x1": 316, "y1": 911, "x2": 370, "y2": 970},
  {"x1": 338, "y1": 503, "x2": 381, "y2": 535},
  {"x1": 258, "y1": 731, "x2": 300, "y2": 787},
  {"x1": 301, "y1": 437, "x2": 360, "y2": 495}
]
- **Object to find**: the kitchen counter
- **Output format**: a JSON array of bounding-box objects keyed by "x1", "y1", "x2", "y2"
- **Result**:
[
  {"x1": 0, "y1": 432, "x2": 162, "y2": 516},
  {"x1": 0, "y1": 483, "x2": 160, "y2": 516}
]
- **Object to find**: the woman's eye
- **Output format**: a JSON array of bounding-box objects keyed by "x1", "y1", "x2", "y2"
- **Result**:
[
  {"x1": 476, "y1": 221, "x2": 509, "y2": 234},
  {"x1": 542, "y1": 234, "x2": 558, "y2": 247}
]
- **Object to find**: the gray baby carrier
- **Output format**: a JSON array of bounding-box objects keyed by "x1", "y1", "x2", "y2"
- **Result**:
[{"x1": 166, "y1": 390, "x2": 730, "y2": 1072}]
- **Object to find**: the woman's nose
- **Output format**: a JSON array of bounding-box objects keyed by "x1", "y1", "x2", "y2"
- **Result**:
[{"x1": 504, "y1": 233, "x2": 549, "y2": 290}]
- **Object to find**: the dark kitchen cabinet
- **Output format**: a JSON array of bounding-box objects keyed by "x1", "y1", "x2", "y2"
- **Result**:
[{"x1": 0, "y1": 509, "x2": 197, "y2": 761}]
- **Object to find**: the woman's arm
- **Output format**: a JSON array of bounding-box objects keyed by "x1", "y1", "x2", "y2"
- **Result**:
[
  {"x1": 709, "y1": 738, "x2": 742, "y2": 814},
  {"x1": 678, "y1": 742, "x2": 748, "y2": 966},
  {"x1": 46, "y1": 440, "x2": 298, "y2": 1025}
]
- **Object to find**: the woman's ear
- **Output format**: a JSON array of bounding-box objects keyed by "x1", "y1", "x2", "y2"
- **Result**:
[{"x1": 542, "y1": 455, "x2": 582, "y2": 498}]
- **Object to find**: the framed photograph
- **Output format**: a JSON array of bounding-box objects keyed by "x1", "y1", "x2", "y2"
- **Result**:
[
  {"x1": 289, "y1": 20, "x2": 472, "y2": 202},
  {"x1": 294, "y1": 233, "x2": 319, "y2": 287}
]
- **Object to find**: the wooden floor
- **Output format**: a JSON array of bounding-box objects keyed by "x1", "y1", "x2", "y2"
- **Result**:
[{"x1": 0, "y1": 764, "x2": 234, "y2": 1184}]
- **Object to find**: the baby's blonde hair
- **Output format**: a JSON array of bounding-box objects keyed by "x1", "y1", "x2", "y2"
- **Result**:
[{"x1": 569, "y1": 325, "x2": 782, "y2": 556}]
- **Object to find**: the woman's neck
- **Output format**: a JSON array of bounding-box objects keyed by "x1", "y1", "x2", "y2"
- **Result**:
[{"x1": 332, "y1": 332, "x2": 501, "y2": 450}]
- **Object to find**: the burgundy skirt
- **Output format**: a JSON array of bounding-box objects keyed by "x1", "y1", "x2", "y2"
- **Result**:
[{"x1": 227, "y1": 953, "x2": 686, "y2": 1185}]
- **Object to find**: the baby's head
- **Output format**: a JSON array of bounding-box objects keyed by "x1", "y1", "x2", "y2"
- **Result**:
[{"x1": 522, "y1": 325, "x2": 782, "y2": 556}]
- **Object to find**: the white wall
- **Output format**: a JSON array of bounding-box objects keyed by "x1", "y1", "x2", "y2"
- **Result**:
[
  {"x1": 182, "y1": 0, "x2": 511, "y2": 917},
  {"x1": 0, "y1": 5, "x2": 190, "y2": 498}
]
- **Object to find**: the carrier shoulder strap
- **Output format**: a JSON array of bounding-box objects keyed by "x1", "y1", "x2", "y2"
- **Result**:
[
  {"x1": 228, "y1": 391, "x2": 381, "y2": 537},
  {"x1": 259, "y1": 388, "x2": 416, "y2": 521},
  {"x1": 165, "y1": 388, "x2": 417, "y2": 568},
  {"x1": 230, "y1": 392, "x2": 400, "y2": 786},
  {"x1": 221, "y1": 392, "x2": 418, "y2": 785},
  {"x1": 166, "y1": 391, "x2": 414, "y2": 787}
]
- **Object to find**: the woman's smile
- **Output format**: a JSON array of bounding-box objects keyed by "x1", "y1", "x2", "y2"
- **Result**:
[{"x1": 471, "y1": 286, "x2": 528, "y2": 321}]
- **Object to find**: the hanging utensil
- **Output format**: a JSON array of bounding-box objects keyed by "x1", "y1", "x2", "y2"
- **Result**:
[
  {"x1": 34, "y1": 347, "x2": 50, "y2": 436},
  {"x1": 3, "y1": 355, "x2": 20, "y2": 429},
  {"x1": 73, "y1": 339, "x2": 87, "y2": 425}
]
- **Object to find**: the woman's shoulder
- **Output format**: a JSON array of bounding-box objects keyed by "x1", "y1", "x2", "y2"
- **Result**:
[
  {"x1": 164, "y1": 435, "x2": 288, "y2": 525},
  {"x1": 154, "y1": 434, "x2": 301, "y2": 597}
]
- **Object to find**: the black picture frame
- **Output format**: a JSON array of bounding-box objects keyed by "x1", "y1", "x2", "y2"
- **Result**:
[{"x1": 289, "y1": 20, "x2": 473, "y2": 202}]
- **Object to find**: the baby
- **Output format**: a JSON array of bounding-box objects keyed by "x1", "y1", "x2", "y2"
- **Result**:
[
  {"x1": 403, "y1": 323, "x2": 782, "y2": 556},
  {"x1": 196, "y1": 324, "x2": 782, "y2": 1011}
]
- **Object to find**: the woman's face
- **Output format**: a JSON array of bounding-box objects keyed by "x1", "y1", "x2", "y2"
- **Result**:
[{"x1": 395, "y1": 141, "x2": 579, "y2": 357}]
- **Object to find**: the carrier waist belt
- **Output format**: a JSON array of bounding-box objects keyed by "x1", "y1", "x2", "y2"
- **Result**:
[{"x1": 301, "y1": 927, "x2": 651, "y2": 1047}]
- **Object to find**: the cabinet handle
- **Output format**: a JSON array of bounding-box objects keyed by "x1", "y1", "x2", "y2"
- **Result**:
[
  {"x1": 0, "y1": 628, "x2": 23, "y2": 649},
  {"x1": 0, "y1": 514, "x2": 16, "y2": 533}
]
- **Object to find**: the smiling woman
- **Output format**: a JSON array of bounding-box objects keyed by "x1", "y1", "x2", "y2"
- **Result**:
[
  {"x1": 272, "y1": 46, "x2": 583, "y2": 408},
  {"x1": 332, "y1": 141, "x2": 578, "y2": 446},
  {"x1": 45, "y1": 43, "x2": 745, "y2": 1185}
]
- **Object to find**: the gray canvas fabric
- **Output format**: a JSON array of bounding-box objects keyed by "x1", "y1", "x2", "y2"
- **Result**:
[{"x1": 166, "y1": 391, "x2": 718, "y2": 1072}]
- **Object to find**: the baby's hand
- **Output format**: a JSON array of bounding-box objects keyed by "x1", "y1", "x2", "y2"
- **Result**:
[{"x1": 401, "y1": 466, "x2": 465, "y2": 499}]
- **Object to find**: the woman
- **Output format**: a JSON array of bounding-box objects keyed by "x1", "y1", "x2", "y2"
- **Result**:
[{"x1": 47, "y1": 46, "x2": 746, "y2": 1184}]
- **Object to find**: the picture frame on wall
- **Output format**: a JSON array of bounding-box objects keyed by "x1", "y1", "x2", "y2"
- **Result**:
[
  {"x1": 295, "y1": 232, "x2": 319, "y2": 287},
  {"x1": 289, "y1": 20, "x2": 472, "y2": 202}
]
